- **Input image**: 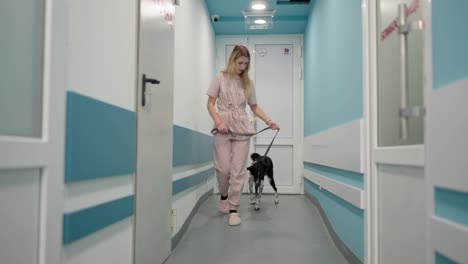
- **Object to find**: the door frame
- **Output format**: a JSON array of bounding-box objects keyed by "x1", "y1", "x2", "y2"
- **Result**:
[
  {"x1": 248, "y1": 35, "x2": 304, "y2": 194},
  {"x1": 0, "y1": 0, "x2": 67, "y2": 263},
  {"x1": 363, "y1": 0, "x2": 432, "y2": 263},
  {"x1": 421, "y1": 0, "x2": 433, "y2": 263},
  {"x1": 215, "y1": 35, "x2": 304, "y2": 194}
]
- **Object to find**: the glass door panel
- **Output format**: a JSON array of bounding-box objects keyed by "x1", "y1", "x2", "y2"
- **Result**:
[
  {"x1": 0, "y1": 0, "x2": 45, "y2": 137},
  {"x1": 377, "y1": 0, "x2": 424, "y2": 146}
]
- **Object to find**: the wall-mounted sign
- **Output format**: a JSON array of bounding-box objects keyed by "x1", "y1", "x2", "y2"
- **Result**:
[
  {"x1": 381, "y1": 0, "x2": 420, "y2": 41},
  {"x1": 154, "y1": 0, "x2": 175, "y2": 26},
  {"x1": 257, "y1": 48, "x2": 268, "y2": 57}
]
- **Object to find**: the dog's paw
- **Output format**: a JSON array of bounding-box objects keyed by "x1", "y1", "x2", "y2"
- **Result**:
[{"x1": 254, "y1": 199, "x2": 261, "y2": 211}]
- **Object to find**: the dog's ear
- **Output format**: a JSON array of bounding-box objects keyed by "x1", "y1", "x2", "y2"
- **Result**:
[{"x1": 250, "y1": 153, "x2": 260, "y2": 161}]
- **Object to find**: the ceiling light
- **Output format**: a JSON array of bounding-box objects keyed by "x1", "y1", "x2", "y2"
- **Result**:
[
  {"x1": 252, "y1": 3, "x2": 266, "y2": 10},
  {"x1": 242, "y1": 10, "x2": 276, "y2": 17},
  {"x1": 242, "y1": 10, "x2": 276, "y2": 30},
  {"x1": 244, "y1": 16, "x2": 273, "y2": 30}
]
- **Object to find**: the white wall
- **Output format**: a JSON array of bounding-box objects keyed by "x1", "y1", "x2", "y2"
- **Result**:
[
  {"x1": 172, "y1": 0, "x2": 217, "y2": 237},
  {"x1": 427, "y1": 1, "x2": 468, "y2": 260},
  {"x1": 63, "y1": 218, "x2": 133, "y2": 264},
  {"x1": 63, "y1": 0, "x2": 138, "y2": 263},
  {"x1": 173, "y1": 177, "x2": 215, "y2": 235},
  {"x1": 66, "y1": 0, "x2": 137, "y2": 112},
  {"x1": 65, "y1": 0, "x2": 217, "y2": 255},
  {"x1": 303, "y1": 119, "x2": 364, "y2": 173},
  {"x1": 173, "y1": 0, "x2": 216, "y2": 132}
]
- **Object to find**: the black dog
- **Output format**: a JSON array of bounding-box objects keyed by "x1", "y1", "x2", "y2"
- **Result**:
[{"x1": 247, "y1": 153, "x2": 279, "y2": 211}]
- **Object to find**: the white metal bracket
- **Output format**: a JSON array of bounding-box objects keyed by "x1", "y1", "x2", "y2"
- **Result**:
[{"x1": 398, "y1": 20, "x2": 424, "y2": 34}]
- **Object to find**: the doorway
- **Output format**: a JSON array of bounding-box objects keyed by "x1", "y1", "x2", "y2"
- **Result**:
[
  {"x1": 0, "y1": 0, "x2": 66, "y2": 263},
  {"x1": 366, "y1": 0, "x2": 427, "y2": 263},
  {"x1": 216, "y1": 35, "x2": 304, "y2": 194}
]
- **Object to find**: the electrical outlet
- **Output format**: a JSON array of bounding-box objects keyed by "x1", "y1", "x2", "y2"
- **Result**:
[{"x1": 170, "y1": 209, "x2": 177, "y2": 232}]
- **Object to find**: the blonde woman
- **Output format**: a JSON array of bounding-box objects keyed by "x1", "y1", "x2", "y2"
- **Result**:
[{"x1": 207, "y1": 45, "x2": 279, "y2": 226}]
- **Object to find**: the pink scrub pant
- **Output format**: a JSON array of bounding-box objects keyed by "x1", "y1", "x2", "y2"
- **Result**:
[{"x1": 213, "y1": 133, "x2": 250, "y2": 210}]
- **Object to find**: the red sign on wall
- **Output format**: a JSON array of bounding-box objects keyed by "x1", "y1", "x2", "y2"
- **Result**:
[{"x1": 381, "y1": 0, "x2": 420, "y2": 41}]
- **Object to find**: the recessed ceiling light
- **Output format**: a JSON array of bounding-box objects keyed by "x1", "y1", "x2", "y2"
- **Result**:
[
  {"x1": 252, "y1": 4, "x2": 266, "y2": 10},
  {"x1": 254, "y1": 19, "x2": 267, "y2": 24},
  {"x1": 252, "y1": 1, "x2": 266, "y2": 10}
]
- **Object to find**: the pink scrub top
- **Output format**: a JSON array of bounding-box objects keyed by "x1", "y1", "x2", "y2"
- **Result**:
[{"x1": 207, "y1": 72, "x2": 257, "y2": 140}]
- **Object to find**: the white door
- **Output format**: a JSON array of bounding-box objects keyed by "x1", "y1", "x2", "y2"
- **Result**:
[
  {"x1": 250, "y1": 36, "x2": 303, "y2": 194},
  {"x1": 367, "y1": 0, "x2": 427, "y2": 263},
  {"x1": 0, "y1": 0, "x2": 66, "y2": 264},
  {"x1": 215, "y1": 35, "x2": 303, "y2": 194},
  {"x1": 134, "y1": 1, "x2": 174, "y2": 263}
]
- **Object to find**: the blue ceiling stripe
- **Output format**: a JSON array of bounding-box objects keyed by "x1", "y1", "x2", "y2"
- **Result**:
[
  {"x1": 275, "y1": 16, "x2": 308, "y2": 21},
  {"x1": 218, "y1": 16, "x2": 243, "y2": 22}
]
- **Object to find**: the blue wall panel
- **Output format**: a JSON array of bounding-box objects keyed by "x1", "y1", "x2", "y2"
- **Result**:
[
  {"x1": 435, "y1": 187, "x2": 468, "y2": 227},
  {"x1": 65, "y1": 92, "x2": 136, "y2": 182},
  {"x1": 436, "y1": 252, "x2": 457, "y2": 264},
  {"x1": 173, "y1": 168, "x2": 215, "y2": 195},
  {"x1": 304, "y1": 178, "x2": 364, "y2": 262},
  {"x1": 63, "y1": 195, "x2": 134, "y2": 244},
  {"x1": 172, "y1": 125, "x2": 214, "y2": 195},
  {"x1": 303, "y1": 0, "x2": 363, "y2": 136},
  {"x1": 433, "y1": 0, "x2": 468, "y2": 89},
  {"x1": 173, "y1": 125, "x2": 213, "y2": 167}
]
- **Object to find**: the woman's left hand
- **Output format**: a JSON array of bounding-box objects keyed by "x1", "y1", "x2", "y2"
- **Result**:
[{"x1": 267, "y1": 120, "x2": 280, "y2": 130}]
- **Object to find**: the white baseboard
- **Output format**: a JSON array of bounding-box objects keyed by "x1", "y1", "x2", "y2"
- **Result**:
[{"x1": 303, "y1": 169, "x2": 364, "y2": 209}]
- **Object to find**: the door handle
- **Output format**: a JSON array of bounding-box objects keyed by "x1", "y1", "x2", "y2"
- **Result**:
[
  {"x1": 142, "y1": 74, "x2": 160, "y2": 106},
  {"x1": 398, "y1": 4, "x2": 409, "y2": 140},
  {"x1": 397, "y1": 4, "x2": 424, "y2": 140}
]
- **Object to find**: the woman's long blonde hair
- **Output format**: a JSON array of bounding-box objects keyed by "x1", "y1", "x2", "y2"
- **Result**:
[{"x1": 222, "y1": 45, "x2": 252, "y2": 98}]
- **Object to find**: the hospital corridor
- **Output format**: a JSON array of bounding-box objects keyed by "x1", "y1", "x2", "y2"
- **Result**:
[{"x1": 1, "y1": 0, "x2": 467, "y2": 264}]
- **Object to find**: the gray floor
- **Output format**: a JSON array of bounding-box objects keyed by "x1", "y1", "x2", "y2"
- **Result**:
[{"x1": 164, "y1": 194, "x2": 349, "y2": 264}]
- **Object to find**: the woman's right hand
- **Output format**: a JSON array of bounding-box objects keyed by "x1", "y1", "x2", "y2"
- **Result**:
[
  {"x1": 267, "y1": 120, "x2": 280, "y2": 130},
  {"x1": 216, "y1": 122, "x2": 228, "y2": 134}
]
